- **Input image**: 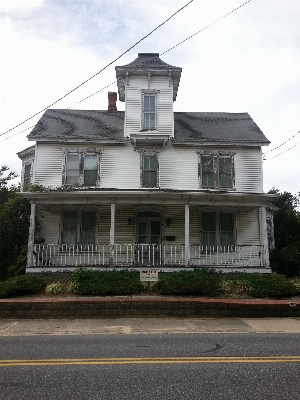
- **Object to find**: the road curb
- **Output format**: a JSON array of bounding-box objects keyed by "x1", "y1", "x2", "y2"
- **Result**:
[{"x1": 0, "y1": 297, "x2": 300, "y2": 318}]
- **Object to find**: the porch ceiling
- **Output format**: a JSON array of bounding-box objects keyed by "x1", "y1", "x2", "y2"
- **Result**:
[{"x1": 19, "y1": 190, "x2": 276, "y2": 207}]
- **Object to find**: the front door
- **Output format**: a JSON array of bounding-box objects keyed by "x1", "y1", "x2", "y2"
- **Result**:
[{"x1": 136, "y1": 211, "x2": 161, "y2": 265}]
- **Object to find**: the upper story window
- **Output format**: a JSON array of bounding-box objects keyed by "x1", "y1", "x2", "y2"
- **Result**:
[
  {"x1": 141, "y1": 153, "x2": 158, "y2": 188},
  {"x1": 66, "y1": 154, "x2": 79, "y2": 185},
  {"x1": 143, "y1": 95, "x2": 156, "y2": 130},
  {"x1": 23, "y1": 163, "x2": 32, "y2": 189},
  {"x1": 64, "y1": 151, "x2": 100, "y2": 186},
  {"x1": 199, "y1": 152, "x2": 235, "y2": 189}
]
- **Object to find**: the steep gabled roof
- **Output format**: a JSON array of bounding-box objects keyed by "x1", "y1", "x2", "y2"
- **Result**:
[{"x1": 27, "y1": 109, "x2": 270, "y2": 145}]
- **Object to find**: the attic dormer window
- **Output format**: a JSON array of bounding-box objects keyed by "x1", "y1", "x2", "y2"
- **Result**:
[
  {"x1": 141, "y1": 89, "x2": 158, "y2": 131},
  {"x1": 143, "y1": 95, "x2": 156, "y2": 129}
]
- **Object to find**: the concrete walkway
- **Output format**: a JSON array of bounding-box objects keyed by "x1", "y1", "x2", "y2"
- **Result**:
[{"x1": 1, "y1": 317, "x2": 300, "y2": 336}]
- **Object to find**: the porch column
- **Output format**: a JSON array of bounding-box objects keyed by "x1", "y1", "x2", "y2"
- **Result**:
[
  {"x1": 109, "y1": 202, "x2": 115, "y2": 267},
  {"x1": 27, "y1": 201, "x2": 36, "y2": 268},
  {"x1": 260, "y1": 206, "x2": 269, "y2": 268},
  {"x1": 185, "y1": 203, "x2": 190, "y2": 267}
]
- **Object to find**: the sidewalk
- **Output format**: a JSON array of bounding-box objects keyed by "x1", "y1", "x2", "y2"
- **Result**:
[
  {"x1": 1, "y1": 316, "x2": 300, "y2": 336},
  {"x1": 1, "y1": 295, "x2": 300, "y2": 319}
]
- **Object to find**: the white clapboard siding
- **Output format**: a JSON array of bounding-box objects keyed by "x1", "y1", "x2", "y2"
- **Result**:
[
  {"x1": 38, "y1": 208, "x2": 60, "y2": 244},
  {"x1": 235, "y1": 148, "x2": 262, "y2": 193},
  {"x1": 100, "y1": 145, "x2": 140, "y2": 189},
  {"x1": 160, "y1": 145, "x2": 199, "y2": 190},
  {"x1": 164, "y1": 205, "x2": 198, "y2": 244},
  {"x1": 35, "y1": 144, "x2": 63, "y2": 187},
  {"x1": 115, "y1": 205, "x2": 134, "y2": 244},
  {"x1": 236, "y1": 209, "x2": 260, "y2": 245},
  {"x1": 125, "y1": 75, "x2": 173, "y2": 137},
  {"x1": 98, "y1": 205, "x2": 111, "y2": 244}
]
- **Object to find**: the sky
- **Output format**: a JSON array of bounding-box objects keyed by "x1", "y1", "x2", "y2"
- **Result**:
[{"x1": 1, "y1": 0, "x2": 299, "y2": 195}]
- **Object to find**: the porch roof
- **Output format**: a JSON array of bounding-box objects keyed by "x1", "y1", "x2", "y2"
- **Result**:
[{"x1": 19, "y1": 189, "x2": 276, "y2": 207}]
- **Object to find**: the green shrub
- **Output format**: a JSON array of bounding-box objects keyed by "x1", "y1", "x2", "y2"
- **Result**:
[
  {"x1": 236, "y1": 279, "x2": 253, "y2": 294},
  {"x1": 71, "y1": 268, "x2": 145, "y2": 296},
  {"x1": 152, "y1": 269, "x2": 220, "y2": 296},
  {"x1": 239, "y1": 273, "x2": 297, "y2": 298},
  {"x1": 291, "y1": 279, "x2": 300, "y2": 294},
  {"x1": 45, "y1": 282, "x2": 63, "y2": 295},
  {"x1": 0, "y1": 274, "x2": 45, "y2": 298},
  {"x1": 67, "y1": 281, "x2": 79, "y2": 294},
  {"x1": 219, "y1": 279, "x2": 234, "y2": 294}
]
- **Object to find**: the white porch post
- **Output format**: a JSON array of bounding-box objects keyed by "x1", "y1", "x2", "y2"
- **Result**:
[
  {"x1": 185, "y1": 203, "x2": 190, "y2": 267},
  {"x1": 109, "y1": 202, "x2": 115, "y2": 267},
  {"x1": 260, "y1": 206, "x2": 269, "y2": 268},
  {"x1": 27, "y1": 202, "x2": 36, "y2": 268}
]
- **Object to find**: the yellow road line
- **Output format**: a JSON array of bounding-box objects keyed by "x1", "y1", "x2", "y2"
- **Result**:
[{"x1": 1, "y1": 356, "x2": 300, "y2": 367}]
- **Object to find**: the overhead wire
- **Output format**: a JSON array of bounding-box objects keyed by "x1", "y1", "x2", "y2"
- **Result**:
[
  {"x1": 1, "y1": 0, "x2": 254, "y2": 143},
  {"x1": 263, "y1": 130, "x2": 300, "y2": 154},
  {"x1": 263, "y1": 141, "x2": 299, "y2": 160},
  {"x1": 0, "y1": 0, "x2": 194, "y2": 138}
]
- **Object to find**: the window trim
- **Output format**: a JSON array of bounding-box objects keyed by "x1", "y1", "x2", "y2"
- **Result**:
[
  {"x1": 62, "y1": 149, "x2": 101, "y2": 187},
  {"x1": 200, "y1": 210, "x2": 236, "y2": 248},
  {"x1": 60, "y1": 208, "x2": 98, "y2": 246},
  {"x1": 140, "y1": 151, "x2": 159, "y2": 188},
  {"x1": 198, "y1": 151, "x2": 235, "y2": 189},
  {"x1": 23, "y1": 162, "x2": 32, "y2": 190},
  {"x1": 141, "y1": 89, "x2": 158, "y2": 131}
]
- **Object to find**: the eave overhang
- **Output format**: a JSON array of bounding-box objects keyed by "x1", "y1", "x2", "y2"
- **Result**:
[
  {"x1": 19, "y1": 190, "x2": 277, "y2": 208},
  {"x1": 130, "y1": 133, "x2": 170, "y2": 150}
]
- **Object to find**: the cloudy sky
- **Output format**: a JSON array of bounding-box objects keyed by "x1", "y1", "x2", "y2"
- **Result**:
[{"x1": 1, "y1": 0, "x2": 299, "y2": 195}]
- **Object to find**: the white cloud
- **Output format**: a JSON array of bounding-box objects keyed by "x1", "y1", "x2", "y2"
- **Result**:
[{"x1": 0, "y1": 0, "x2": 44, "y2": 12}]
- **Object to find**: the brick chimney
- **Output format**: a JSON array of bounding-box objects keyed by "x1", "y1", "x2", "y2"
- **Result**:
[{"x1": 108, "y1": 92, "x2": 117, "y2": 112}]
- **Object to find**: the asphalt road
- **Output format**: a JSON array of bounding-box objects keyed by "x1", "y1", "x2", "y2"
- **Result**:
[{"x1": 0, "y1": 333, "x2": 300, "y2": 399}]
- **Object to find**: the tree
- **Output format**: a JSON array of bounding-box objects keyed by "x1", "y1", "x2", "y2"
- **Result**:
[
  {"x1": 0, "y1": 165, "x2": 19, "y2": 206},
  {"x1": 0, "y1": 166, "x2": 30, "y2": 279},
  {"x1": 269, "y1": 188, "x2": 300, "y2": 276}
]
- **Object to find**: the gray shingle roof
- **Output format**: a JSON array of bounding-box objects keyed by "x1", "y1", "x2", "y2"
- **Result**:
[
  {"x1": 119, "y1": 53, "x2": 179, "y2": 69},
  {"x1": 27, "y1": 109, "x2": 270, "y2": 145}
]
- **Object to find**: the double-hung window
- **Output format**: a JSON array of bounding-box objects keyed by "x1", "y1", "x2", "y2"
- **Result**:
[
  {"x1": 143, "y1": 94, "x2": 156, "y2": 130},
  {"x1": 66, "y1": 154, "x2": 80, "y2": 185},
  {"x1": 142, "y1": 154, "x2": 158, "y2": 188},
  {"x1": 199, "y1": 152, "x2": 234, "y2": 189},
  {"x1": 23, "y1": 163, "x2": 32, "y2": 189},
  {"x1": 64, "y1": 152, "x2": 99, "y2": 186},
  {"x1": 61, "y1": 210, "x2": 96, "y2": 245},
  {"x1": 202, "y1": 212, "x2": 234, "y2": 247}
]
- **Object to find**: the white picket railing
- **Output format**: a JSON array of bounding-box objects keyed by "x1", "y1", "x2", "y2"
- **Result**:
[{"x1": 33, "y1": 244, "x2": 263, "y2": 267}]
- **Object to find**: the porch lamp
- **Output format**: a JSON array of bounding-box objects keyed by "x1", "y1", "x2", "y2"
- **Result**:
[
  {"x1": 128, "y1": 218, "x2": 132, "y2": 226},
  {"x1": 166, "y1": 218, "x2": 171, "y2": 226}
]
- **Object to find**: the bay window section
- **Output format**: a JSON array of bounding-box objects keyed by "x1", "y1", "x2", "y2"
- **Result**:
[{"x1": 23, "y1": 163, "x2": 31, "y2": 189}]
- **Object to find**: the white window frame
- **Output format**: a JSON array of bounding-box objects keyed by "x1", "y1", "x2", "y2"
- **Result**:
[
  {"x1": 141, "y1": 89, "x2": 158, "y2": 131},
  {"x1": 60, "y1": 208, "x2": 98, "y2": 246},
  {"x1": 200, "y1": 211, "x2": 236, "y2": 248},
  {"x1": 23, "y1": 162, "x2": 32, "y2": 190},
  {"x1": 63, "y1": 149, "x2": 101, "y2": 186},
  {"x1": 140, "y1": 152, "x2": 159, "y2": 188},
  {"x1": 198, "y1": 151, "x2": 235, "y2": 189}
]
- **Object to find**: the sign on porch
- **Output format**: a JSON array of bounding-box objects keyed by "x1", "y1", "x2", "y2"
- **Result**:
[{"x1": 140, "y1": 269, "x2": 158, "y2": 282}]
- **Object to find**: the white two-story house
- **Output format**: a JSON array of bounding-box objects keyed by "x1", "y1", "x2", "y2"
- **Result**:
[{"x1": 18, "y1": 53, "x2": 275, "y2": 273}]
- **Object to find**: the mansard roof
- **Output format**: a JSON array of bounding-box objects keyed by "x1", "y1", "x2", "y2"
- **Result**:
[{"x1": 27, "y1": 109, "x2": 270, "y2": 145}]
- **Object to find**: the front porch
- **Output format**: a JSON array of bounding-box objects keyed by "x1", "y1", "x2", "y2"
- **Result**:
[
  {"x1": 23, "y1": 189, "x2": 273, "y2": 273},
  {"x1": 32, "y1": 243, "x2": 265, "y2": 272}
]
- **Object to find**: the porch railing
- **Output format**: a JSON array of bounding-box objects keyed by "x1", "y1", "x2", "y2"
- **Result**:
[{"x1": 33, "y1": 244, "x2": 263, "y2": 268}]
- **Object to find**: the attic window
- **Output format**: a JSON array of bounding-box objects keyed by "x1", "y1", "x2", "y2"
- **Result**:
[{"x1": 143, "y1": 95, "x2": 156, "y2": 129}]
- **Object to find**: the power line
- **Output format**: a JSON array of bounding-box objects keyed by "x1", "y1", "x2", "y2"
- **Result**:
[
  {"x1": 161, "y1": 0, "x2": 252, "y2": 56},
  {"x1": 1, "y1": 0, "x2": 254, "y2": 142},
  {"x1": 263, "y1": 130, "x2": 300, "y2": 154},
  {"x1": 0, "y1": 0, "x2": 193, "y2": 138},
  {"x1": 264, "y1": 141, "x2": 300, "y2": 160},
  {"x1": 0, "y1": 81, "x2": 116, "y2": 143}
]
